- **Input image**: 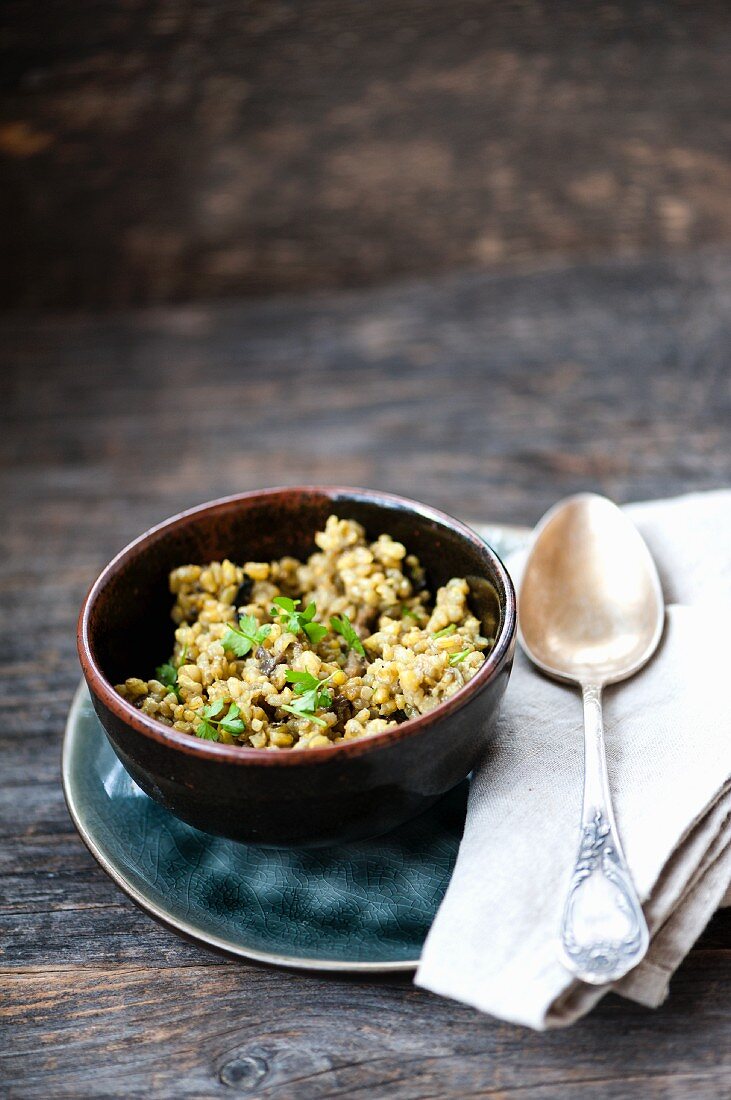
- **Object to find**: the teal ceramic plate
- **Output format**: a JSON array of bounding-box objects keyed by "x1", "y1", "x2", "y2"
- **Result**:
[{"x1": 63, "y1": 523, "x2": 528, "y2": 972}]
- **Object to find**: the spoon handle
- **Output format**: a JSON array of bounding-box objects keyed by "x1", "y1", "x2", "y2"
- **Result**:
[{"x1": 559, "y1": 683, "x2": 649, "y2": 985}]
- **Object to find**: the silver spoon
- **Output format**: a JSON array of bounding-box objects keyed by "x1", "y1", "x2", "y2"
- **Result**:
[{"x1": 518, "y1": 493, "x2": 664, "y2": 985}]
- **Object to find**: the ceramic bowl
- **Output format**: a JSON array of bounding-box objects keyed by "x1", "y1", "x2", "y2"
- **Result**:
[{"x1": 78, "y1": 487, "x2": 516, "y2": 847}]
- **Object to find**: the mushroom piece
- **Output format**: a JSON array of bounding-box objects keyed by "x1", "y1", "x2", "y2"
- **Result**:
[
  {"x1": 344, "y1": 649, "x2": 367, "y2": 677},
  {"x1": 234, "y1": 573, "x2": 254, "y2": 607},
  {"x1": 255, "y1": 645, "x2": 278, "y2": 677}
]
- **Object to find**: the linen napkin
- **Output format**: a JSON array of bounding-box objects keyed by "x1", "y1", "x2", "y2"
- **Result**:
[{"x1": 416, "y1": 490, "x2": 731, "y2": 1029}]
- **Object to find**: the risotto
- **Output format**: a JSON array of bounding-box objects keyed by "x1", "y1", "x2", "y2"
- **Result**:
[{"x1": 116, "y1": 515, "x2": 494, "y2": 750}]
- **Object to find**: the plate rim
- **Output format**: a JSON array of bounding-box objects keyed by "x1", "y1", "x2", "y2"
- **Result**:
[
  {"x1": 62, "y1": 522, "x2": 530, "y2": 974},
  {"x1": 62, "y1": 680, "x2": 426, "y2": 973}
]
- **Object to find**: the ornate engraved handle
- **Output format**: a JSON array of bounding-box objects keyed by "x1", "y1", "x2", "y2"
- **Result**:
[{"x1": 558, "y1": 683, "x2": 649, "y2": 984}]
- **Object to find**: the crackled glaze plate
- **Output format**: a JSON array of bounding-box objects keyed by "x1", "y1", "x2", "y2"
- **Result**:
[{"x1": 63, "y1": 523, "x2": 528, "y2": 972}]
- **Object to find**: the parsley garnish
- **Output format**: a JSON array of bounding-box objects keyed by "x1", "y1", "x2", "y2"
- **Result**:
[
  {"x1": 270, "y1": 597, "x2": 328, "y2": 645},
  {"x1": 449, "y1": 648, "x2": 471, "y2": 665},
  {"x1": 280, "y1": 669, "x2": 333, "y2": 726},
  {"x1": 222, "y1": 614, "x2": 272, "y2": 657},
  {"x1": 155, "y1": 643, "x2": 187, "y2": 700},
  {"x1": 401, "y1": 605, "x2": 420, "y2": 620},
  {"x1": 195, "y1": 699, "x2": 246, "y2": 741},
  {"x1": 330, "y1": 613, "x2": 365, "y2": 656},
  {"x1": 156, "y1": 661, "x2": 178, "y2": 688},
  {"x1": 433, "y1": 623, "x2": 457, "y2": 639}
]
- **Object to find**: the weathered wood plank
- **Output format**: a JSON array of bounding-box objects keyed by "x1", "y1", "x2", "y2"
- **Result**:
[
  {"x1": 1, "y1": 1, "x2": 731, "y2": 308},
  {"x1": 4, "y1": 250, "x2": 731, "y2": 533},
  {"x1": 2, "y1": 945, "x2": 730, "y2": 1098}
]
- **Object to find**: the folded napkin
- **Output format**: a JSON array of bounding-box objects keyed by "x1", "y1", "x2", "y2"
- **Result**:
[{"x1": 416, "y1": 490, "x2": 731, "y2": 1029}]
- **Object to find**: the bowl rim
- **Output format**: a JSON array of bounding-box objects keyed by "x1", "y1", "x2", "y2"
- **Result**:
[{"x1": 78, "y1": 486, "x2": 516, "y2": 767}]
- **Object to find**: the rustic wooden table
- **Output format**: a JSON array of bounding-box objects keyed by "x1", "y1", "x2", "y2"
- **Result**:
[
  {"x1": 3, "y1": 248, "x2": 731, "y2": 1097},
  {"x1": 3, "y1": 0, "x2": 731, "y2": 310}
]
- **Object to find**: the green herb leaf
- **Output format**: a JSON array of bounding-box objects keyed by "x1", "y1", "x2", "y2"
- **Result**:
[
  {"x1": 238, "y1": 613, "x2": 258, "y2": 636},
  {"x1": 284, "y1": 670, "x2": 311, "y2": 683},
  {"x1": 273, "y1": 598, "x2": 328, "y2": 645},
  {"x1": 271, "y1": 596, "x2": 299, "y2": 614},
  {"x1": 279, "y1": 704, "x2": 328, "y2": 727},
  {"x1": 449, "y1": 648, "x2": 471, "y2": 665},
  {"x1": 222, "y1": 629, "x2": 250, "y2": 657},
  {"x1": 282, "y1": 670, "x2": 333, "y2": 722},
  {"x1": 197, "y1": 700, "x2": 246, "y2": 740},
  {"x1": 222, "y1": 614, "x2": 272, "y2": 657},
  {"x1": 304, "y1": 621, "x2": 328, "y2": 645},
  {"x1": 330, "y1": 614, "x2": 365, "y2": 656},
  {"x1": 220, "y1": 715, "x2": 246, "y2": 736},
  {"x1": 289, "y1": 688, "x2": 318, "y2": 711},
  {"x1": 285, "y1": 669, "x2": 319, "y2": 690},
  {"x1": 433, "y1": 624, "x2": 457, "y2": 639},
  {"x1": 155, "y1": 660, "x2": 184, "y2": 701},
  {"x1": 195, "y1": 719, "x2": 220, "y2": 741},
  {"x1": 202, "y1": 698, "x2": 226, "y2": 719},
  {"x1": 401, "y1": 606, "x2": 420, "y2": 620},
  {"x1": 155, "y1": 662, "x2": 178, "y2": 688}
]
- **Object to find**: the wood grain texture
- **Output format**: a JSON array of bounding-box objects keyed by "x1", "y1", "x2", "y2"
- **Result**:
[
  {"x1": 2, "y1": 249, "x2": 731, "y2": 1097},
  {"x1": 2, "y1": 0, "x2": 731, "y2": 308}
]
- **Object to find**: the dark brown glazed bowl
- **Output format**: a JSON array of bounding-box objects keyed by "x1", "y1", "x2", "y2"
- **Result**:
[{"x1": 78, "y1": 487, "x2": 516, "y2": 847}]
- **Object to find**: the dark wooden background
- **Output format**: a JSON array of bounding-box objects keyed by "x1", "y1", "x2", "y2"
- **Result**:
[
  {"x1": 2, "y1": 0, "x2": 731, "y2": 1096},
  {"x1": 2, "y1": 0, "x2": 731, "y2": 309}
]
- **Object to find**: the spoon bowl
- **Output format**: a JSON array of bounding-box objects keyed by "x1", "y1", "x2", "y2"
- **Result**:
[{"x1": 519, "y1": 494, "x2": 664, "y2": 686}]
